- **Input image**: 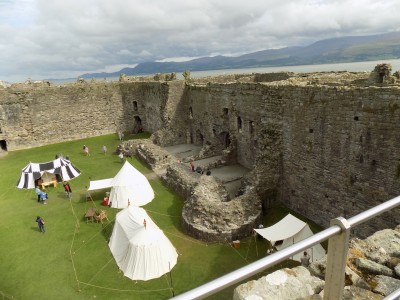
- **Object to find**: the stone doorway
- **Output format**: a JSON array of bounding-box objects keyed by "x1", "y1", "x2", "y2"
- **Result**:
[
  {"x1": 0, "y1": 140, "x2": 7, "y2": 155},
  {"x1": 132, "y1": 116, "x2": 143, "y2": 133},
  {"x1": 196, "y1": 130, "x2": 204, "y2": 146},
  {"x1": 220, "y1": 132, "x2": 231, "y2": 149}
]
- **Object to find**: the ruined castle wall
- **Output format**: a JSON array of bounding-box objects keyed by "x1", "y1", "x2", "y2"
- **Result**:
[
  {"x1": 0, "y1": 82, "x2": 122, "y2": 149},
  {"x1": 186, "y1": 83, "x2": 283, "y2": 168},
  {"x1": 183, "y1": 81, "x2": 400, "y2": 236},
  {"x1": 280, "y1": 84, "x2": 400, "y2": 236},
  {"x1": 0, "y1": 80, "x2": 168, "y2": 150},
  {"x1": 151, "y1": 81, "x2": 189, "y2": 146},
  {"x1": 119, "y1": 81, "x2": 168, "y2": 133}
]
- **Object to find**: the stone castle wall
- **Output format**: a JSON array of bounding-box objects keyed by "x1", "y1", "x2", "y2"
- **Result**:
[
  {"x1": 0, "y1": 80, "x2": 168, "y2": 150},
  {"x1": 1, "y1": 72, "x2": 400, "y2": 238},
  {"x1": 180, "y1": 80, "x2": 400, "y2": 237}
]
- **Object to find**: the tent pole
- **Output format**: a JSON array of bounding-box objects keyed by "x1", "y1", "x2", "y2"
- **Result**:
[
  {"x1": 254, "y1": 231, "x2": 258, "y2": 257},
  {"x1": 169, "y1": 262, "x2": 175, "y2": 297}
]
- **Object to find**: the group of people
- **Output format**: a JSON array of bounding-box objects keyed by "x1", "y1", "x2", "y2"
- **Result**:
[
  {"x1": 188, "y1": 161, "x2": 211, "y2": 175},
  {"x1": 35, "y1": 186, "x2": 48, "y2": 204},
  {"x1": 35, "y1": 181, "x2": 72, "y2": 204}
]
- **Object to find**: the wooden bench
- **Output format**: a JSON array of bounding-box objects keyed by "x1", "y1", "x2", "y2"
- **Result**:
[{"x1": 85, "y1": 208, "x2": 97, "y2": 223}]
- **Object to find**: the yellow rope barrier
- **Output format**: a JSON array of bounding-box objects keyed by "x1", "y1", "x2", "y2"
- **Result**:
[
  {"x1": 146, "y1": 209, "x2": 181, "y2": 218},
  {"x1": 78, "y1": 281, "x2": 173, "y2": 293}
]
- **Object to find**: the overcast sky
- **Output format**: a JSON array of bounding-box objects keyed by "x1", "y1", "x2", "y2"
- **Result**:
[{"x1": 1, "y1": 0, "x2": 400, "y2": 83}]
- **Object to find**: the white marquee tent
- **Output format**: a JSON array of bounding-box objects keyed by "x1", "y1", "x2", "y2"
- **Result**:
[
  {"x1": 109, "y1": 161, "x2": 154, "y2": 208},
  {"x1": 108, "y1": 205, "x2": 178, "y2": 281},
  {"x1": 254, "y1": 213, "x2": 326, "y2": 263},
  {"x1": 87, "y1": 161, "x2": 154, "y2": 208}
]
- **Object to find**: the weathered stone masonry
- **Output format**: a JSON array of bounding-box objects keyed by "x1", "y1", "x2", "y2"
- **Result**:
[{"x1": 1, "y1": 71, "x2": 400, "y2": 240}]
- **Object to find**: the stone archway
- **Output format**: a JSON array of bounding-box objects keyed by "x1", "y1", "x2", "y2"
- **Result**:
[
  {"x1": 196, "y1": 129, "x2": 204, "y2": 146},
  {"x1": 133, "y1": 116, "x2": 143, "y2": 133}
]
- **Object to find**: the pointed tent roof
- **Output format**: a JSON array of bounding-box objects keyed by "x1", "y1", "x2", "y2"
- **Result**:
[
  {"x1": 16, "y1": 158, "x2": 81, "y2": 189},
  {"x1": 109, "y1": 206, "x2": 178, "y2": 281},
  {"x1": 108, "y1": 161, "x2": 154, "y2": 208}
]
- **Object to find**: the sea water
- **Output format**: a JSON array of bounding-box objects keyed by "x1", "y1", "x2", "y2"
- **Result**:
[{"x1": 50, "y1": 58, "x2": 400, "y2": 84}]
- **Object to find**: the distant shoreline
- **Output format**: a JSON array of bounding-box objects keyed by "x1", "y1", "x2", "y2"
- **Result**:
[{"x1": 29, "y1": 58, "x2": 400, "y2": 85}]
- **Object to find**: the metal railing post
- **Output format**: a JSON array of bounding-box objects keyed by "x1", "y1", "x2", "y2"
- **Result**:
[{"x1": 324, "y1": 217, "x2": 351, "y2": 300}]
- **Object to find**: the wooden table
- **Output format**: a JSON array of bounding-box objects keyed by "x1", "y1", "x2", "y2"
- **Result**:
[
  {"x1": 85, "y1": 208, "x2": 97, "y2": 223},
  {"x1": 41, "y1": 180, "x2": 57, "y2": 189}
]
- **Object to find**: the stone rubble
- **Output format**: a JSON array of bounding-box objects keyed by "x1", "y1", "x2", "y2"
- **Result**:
[{"x1": 234, "y1": 225, "x2": 400, "y2": 299}]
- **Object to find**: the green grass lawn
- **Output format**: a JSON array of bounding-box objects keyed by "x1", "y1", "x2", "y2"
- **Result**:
[{"x1": 0, "y1": 133, "x2": 318, "y2": 300}]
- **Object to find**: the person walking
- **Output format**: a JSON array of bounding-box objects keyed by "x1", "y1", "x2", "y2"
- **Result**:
[
  {"x1": 119, "y1": 152, "x2": 124, "y2": 162},
  {"x1": 36, "y1": 216, "x2": 45, "y2": 233},
  {"x1": 63, "y1": 181, "x2": 72, "y2": 199}
]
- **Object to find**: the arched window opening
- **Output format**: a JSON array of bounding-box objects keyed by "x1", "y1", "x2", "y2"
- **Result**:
[{"x1": 189, "y1": 107, "x2": 193, "y2": 119}]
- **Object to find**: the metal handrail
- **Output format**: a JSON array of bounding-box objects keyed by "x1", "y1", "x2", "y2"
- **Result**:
[{"x1": 171, "y1": 195, "x2": 400, "y2": 299}]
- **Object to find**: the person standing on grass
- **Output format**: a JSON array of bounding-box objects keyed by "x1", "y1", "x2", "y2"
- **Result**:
[
  {"x1": 119, "y1": 152, "x2": 124, "y2": 162},
  {"x1": 83, "y1": 145, "x2": 90, "y2": 156},
  {"x1": 35, "y1": 186, "x2": 41, "y2": 202},
  {"x1": 63, "y1": 181, "x2": 72, "y2": 199},
  {"x1": 118, "y1": 131, "x2": 124, "y2": 141},
  {"x1": 36, "y1": 216, "x2": 45, "y2": 233},
  {"x1": 102, "y1": 145, "x2": 107, "y2": 155}
]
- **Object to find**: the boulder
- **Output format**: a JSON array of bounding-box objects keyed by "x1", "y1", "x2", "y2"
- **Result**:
[
  {"x1": 372, "y1": 275, "x2": 400, "y2": 297},
  {"x1": 233, "y1": 266, "x2": 324, "y2": 300}
]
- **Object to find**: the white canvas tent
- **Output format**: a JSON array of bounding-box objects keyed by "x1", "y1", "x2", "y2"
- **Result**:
[
  {"x1": 108, "y1": 161, "x2": 154, "y2": 208},
  {"x1": 254, "y1": 213, "x2": 325, "y2": 263},
  {"x1": 108, "y1": 205, "x2": 178, "y2": 281},
  {"x1": 16, "y1": 158, "x2": 81, "y2": 189}
]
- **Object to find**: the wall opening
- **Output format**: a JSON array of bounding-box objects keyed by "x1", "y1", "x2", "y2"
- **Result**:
[
  {"x1": 132, "y1": 116, "x2": 143, "y2": 133},
  {"x1": 237, "y1": 116, "x2": 242, "y2": 132},
  {"x1": 189, "y1": 107, "x2": 193, "y2": 119},
  {"x1": 223, "y1": 108, "x2": 229, "y2": 115},
  {"x1": 196, "y1": 130, "x2": 204, "y2": 145},
  {"x1": 133, "y1": 101, "x2": 138, "y2": 111},
  {"x1": 220, "y1": 132, "x2": 231, "y2": 149},
  {"x1": 0, "y1": 140, "x2": 7, "y2": 152}
]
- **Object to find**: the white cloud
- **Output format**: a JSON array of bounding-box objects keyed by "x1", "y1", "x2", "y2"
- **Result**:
[{"x1": 0, "y1": 0, "x2": 400, "y2": 82}]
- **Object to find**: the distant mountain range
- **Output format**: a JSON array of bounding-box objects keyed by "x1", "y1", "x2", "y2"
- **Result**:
[{"x1": 79, "y1": 32, "x2": 400, "y2": 79}]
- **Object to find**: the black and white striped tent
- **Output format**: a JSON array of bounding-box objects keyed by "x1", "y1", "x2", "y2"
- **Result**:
[{"x1": 16, "y1": 158, "x2": 81, "y2": 189}]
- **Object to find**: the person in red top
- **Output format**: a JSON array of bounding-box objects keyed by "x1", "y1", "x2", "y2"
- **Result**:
[{"x1": 63, "y1": 181, "x2": 72, "y2": 199}]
